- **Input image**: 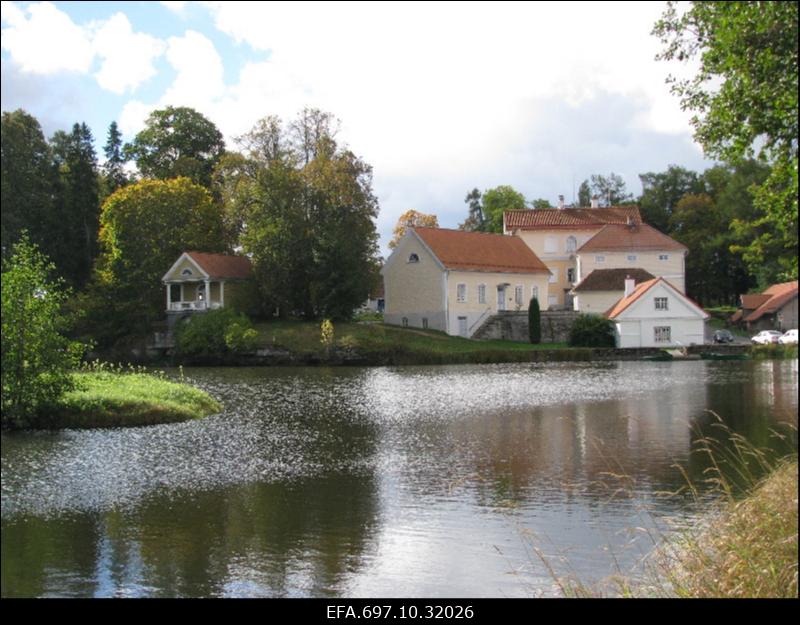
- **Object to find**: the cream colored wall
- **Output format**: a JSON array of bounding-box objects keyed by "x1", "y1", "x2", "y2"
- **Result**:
[
  {"x1": 515, "y1": 229, "x2": 598, "y2": 308},
  {"x1": 164, "y1": 256, "x2": 206, "y2": 282},
  {"x1": 382, "y1": 234, "x2": 447, "y2": 332},
  {"x1": 447, "y1": 270, "x2": 550, "y2": 337},
  {"x1": 577, "y1": 251, "x2": 686, "y2": 293},
  {"x1": 573, "y1": 291, "x2": 623, "y2": 314}
]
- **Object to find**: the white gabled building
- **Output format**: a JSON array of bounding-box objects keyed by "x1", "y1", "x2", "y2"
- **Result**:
[{"x1": 606, "y1": 277, "x2": 709, "y2": 348}]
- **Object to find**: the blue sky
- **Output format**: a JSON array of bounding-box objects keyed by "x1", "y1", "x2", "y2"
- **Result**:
[{"x1": 1, "y1": 1, "x2": 713, "y2": 254}]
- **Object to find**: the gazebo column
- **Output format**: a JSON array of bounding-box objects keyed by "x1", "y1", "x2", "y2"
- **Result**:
[
  {"x1": 220, "y1": 281, "x2": 225, "y2": 308},
  {"x1": 166, "y1": 282, "x2": 172, "y2": 311},
  {"x1": 204, "y1": 279, "x2": 211, "y2": 309}
]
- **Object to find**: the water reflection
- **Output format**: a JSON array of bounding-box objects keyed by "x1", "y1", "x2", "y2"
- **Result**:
[{"x1": 2, "y1": 360, "x2": 797, "y2": 597}]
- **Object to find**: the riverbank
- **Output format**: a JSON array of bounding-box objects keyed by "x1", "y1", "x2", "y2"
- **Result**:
[
  {"x1": 656, "y1": 458, "x2": 798, "y2": 598},
  {"x1": 149, "y1": 320, "x2": 787, "y2": 366},
  {"x1": 31, "y1": 369, "x2": 222, "y2": 429}
]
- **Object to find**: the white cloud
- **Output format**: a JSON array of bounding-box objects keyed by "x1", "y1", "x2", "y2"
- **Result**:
[
  {"x1": 92, "y1": 13, "x2": 166, "y2": 94},
  {"x1": 160, "y1": 1, "x2": 188, "y2": 14},
  {"x1": 1, "y1": 1, "x2": 93, "y2": 74}
]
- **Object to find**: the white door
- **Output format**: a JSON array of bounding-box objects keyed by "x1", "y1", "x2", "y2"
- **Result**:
[
  {"x1": 497, "y1": 286, "x2": 506, "y2": 311},
  {"x1": 458, "y1": 316, "x2": 468, "y2": 337}
]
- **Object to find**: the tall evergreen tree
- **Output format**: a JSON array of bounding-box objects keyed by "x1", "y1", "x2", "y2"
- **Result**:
[{"x1": 103, "y1": 121, "x2": 129, "y2": 195}]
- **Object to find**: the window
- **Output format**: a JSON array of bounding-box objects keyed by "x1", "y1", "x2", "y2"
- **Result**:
[
  {"x1": 457, "y1": 283, "x2": 467, "y2": 303},
  {"x1": 658, "y1": 254, "x2": 669, "y2": 261},
  {"x1": 531, "y1": 286, "x2": 539, "y2": 300},
  {"x1": 567, "y1": 268, "x2": 576, "y2": 283},
  {"x1": 181, "y1": 268, "x2": 193, "y2": 277},
  {"x1": 408, "y1": 253, "x2": 420, "y2": 263},
  {"x1": 402, "y1": 317, "x2": 409, "y2": 327},
  {"x1": 515, "y1": 285, "x2": 523, "y2": 306},
  {"x1": 655, "y1": 297, "x2": 668, "y2": 311},
  {"x1": 566, "y1": 236, "x2": 577, "y2": 253},
  {"x1": 627, "y1": 254, "x2": 637, "y2": 262},
  {"x1": 478, "y1": 284, "x2": 486, "y2": 304},
  {"x1": 595, "y1": 255, "x2": 605, "y2": 263},
  {"x1": 654, "y1": 326, "x2": 671, "y2": 343},
  {"x1": 422, "y1": 318, "x2": 429, "y2": 329},
  {"x1": 549, "y1": 268, "x2": 558, "y2": 284}
]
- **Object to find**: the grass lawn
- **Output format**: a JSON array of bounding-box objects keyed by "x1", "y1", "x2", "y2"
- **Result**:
[
  {"x1": 37, "y1": 370, "x2": 222, "y2": 429},
  {"x1": 253, "y1": 320, "x2": 577, "y2": 365}
]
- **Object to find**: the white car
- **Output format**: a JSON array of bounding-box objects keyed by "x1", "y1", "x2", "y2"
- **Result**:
[
  {"x1": 751, "y1": 330, "x2": 783, "y2": 345},
  {"x1": 778, "y1": 329, "x2": 798, "y2": 345}
]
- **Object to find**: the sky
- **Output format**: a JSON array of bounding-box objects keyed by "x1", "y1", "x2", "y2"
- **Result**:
[{"x1": 1, "y1": 0, "x2": 713, "y2": 254}]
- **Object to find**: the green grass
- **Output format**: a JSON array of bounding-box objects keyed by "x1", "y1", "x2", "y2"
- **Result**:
[
  {"x1": 254, "y1": 320, "x2": 575, "y2": 365},
  {"x1": 751, "y1": 343, "x2": 798, "y2": 359},
  {"x1": 36, "y1": 369, "x2": 222, "y2": 429}
]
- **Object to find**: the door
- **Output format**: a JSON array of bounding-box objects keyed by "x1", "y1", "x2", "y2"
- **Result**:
[
  {"x1": 458, "y1": 316, "x2": 468, "y2": 338},
  {"x1": 497, "y1": 285, "x2": 506, "y2": 311}
]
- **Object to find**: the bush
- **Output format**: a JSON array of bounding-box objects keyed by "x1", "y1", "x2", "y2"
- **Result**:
[
  {"x1": 1, "y1": 237, "x2": 85, "y2": 427},
  {"x1": 174, "y1": 308, "x2": 258, "y2": 357},
  {"x1": 528, "y1": 297, "x2": 541, "y2": 344},
  {"x1": 568, "y1": 314, "x2": 616, "y2": 347}
]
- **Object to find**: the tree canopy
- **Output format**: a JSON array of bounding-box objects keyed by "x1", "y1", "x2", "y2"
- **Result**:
[{"x1": 389, "y1": 209, "x2": 439, "y2": 249}]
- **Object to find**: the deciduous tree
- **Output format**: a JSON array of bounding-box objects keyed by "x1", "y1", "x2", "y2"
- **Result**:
[{"x1": 389, "y1": 210, "x2": 439, "y2": 249}]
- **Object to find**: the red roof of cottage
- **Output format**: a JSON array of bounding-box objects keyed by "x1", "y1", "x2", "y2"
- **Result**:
[
  {"x1": 186, "y1": 252, "x2": 252, "y2": 279},
  {"x1": 605, "y1": 277, "x2": 707, "y2": 319},
  {"x1": 413, "y1": 227, "x2": 550, "y2": 274},
  {"x1": 504, "y1": 206, "x2": 642, "y2": 230},
  {"x1": 578, "y1": 224, "x2": 687, "y2": 253},
  {"x1": 740, "y1": 293, "x2": 772, "y2": 311},
  {"x1": 743, "y1": 281, "x2": 798, "y2": 322}
]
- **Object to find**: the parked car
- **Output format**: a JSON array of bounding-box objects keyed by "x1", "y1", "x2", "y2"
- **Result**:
[
  {"x1": 712, "y1": 329, "x2": 735, "y2": 344},
  {"x1": 751, "y1": 330, "x2": 783, "y2": 345},
  {"x1": 778, "y1": 329, "x2": 798, "y2": 345}
]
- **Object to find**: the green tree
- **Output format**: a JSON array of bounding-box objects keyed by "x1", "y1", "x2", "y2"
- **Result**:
[
  {"x1": 568, "y1": 314, "x2": 615, "y2": 348},
  {"x1": 125, "y1": 106, "x2": 225, "y2": 188},
  {"x1": 481, "y1": 185, "x2": 527, "y2": 233},
  {"x1": 459, "y1": 188, "x2": 484, "y2": 231},
  {"x1": 0, "y1": 110, "x2": 59, "y2": 259},
  {"x1": 1, "y1": 236, "x2": 83, "y2": 427},
  {"x1": 530, "y1": 198, "x2": 553, "y2": 209},
  {"x1": 638, "y1": 165, "x2": 704, "y2": 233},
  {"x1": 50, "y1": 123, "x2": 100, "y2": 288},
  {"x1": 577, "y1": 180, "x2": 592, "y2": 207},
  {"x1": 102, "y1": 121, "x2": 129, "y2": 196},
  {"x1": 588, "y1": 173, "x2": 633, "y2": 206},
  {"x1": 528, "y1": 296, "x2": 541, "y2": 344},
  {"x1": 654, "y1": 1, "x2": 798, "y2": 280},
  {"x1": 87, "y1": 178, "x2": 225, "y2": 343}
]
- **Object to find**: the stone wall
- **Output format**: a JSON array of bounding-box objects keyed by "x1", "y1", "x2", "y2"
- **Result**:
[{"x1": 472, "y1": 310, "x2": 580, "y2": 343}]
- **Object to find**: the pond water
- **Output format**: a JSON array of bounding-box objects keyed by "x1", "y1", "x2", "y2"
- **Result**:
[{"x1": 1, "y1": 360, "x2": 797, "y2": 597}]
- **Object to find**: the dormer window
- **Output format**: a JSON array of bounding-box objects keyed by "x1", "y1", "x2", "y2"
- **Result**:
[
  {"x1": 408, "y1": 253, "x2": 420, "y2": 263},
  {"x1": 566, "y1": 236, "x2": 577, "y2": 253},
  {"x1": 181, "y1": 268, "x2": 193, "y2": 277}
]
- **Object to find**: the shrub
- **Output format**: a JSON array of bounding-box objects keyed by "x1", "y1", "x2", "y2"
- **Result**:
[
  {"x1": 528, "y1": 297, "x2": 541, "y2": 344},
  {"x1": 568, "y1": 314, "x2": 615, "y2": 347},
  {"x1": 174, "y1": 308, "x2": 258, "y2": 356},
  {"x1": 1, "y1": 237, "x2": 85, "y2": 427}
]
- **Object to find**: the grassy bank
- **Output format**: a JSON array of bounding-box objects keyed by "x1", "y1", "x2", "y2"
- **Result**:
[
  {"x1": 254, "y1": 320, "x2": 572, "y2": 365},
  {"x1": 751, "y1": 343, "x2": 799, "y2": 359},
  {"x1": 35, "y1": 367, "x2": 222, "y2": 429},
  {"x1": 657, "y1": 458, "x2": 798, "y2": 598}
]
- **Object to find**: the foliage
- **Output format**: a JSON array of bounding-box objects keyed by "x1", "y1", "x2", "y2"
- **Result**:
[
  {"x1": 320, "y1": 318, "x2": 335, "y2": 349},
  {"x1": 102, "y1": 121, "x2": 129, "y2": 196},
  {"x1": 530, "y1": 198, "x2": 552, "y2": 209},
  {"x1": 125, "y1": 106, "x2": 226, "y2": 188},
  {"x1": 1, "y1": 237, "x2": 84, "y2": 428},
  {"x1": 654, "y1": 1, "x2": 798, "y2": 280},
  {"x1": 639, "y1": 165, "x2": 704, "y2": 233},
  {"x1": 528, "y1": 297, "x2": 541, "y2": 344},
  {"x1": 577, "y1": 173, "x2": 633, "y2": 207},
  {"x1": 88, "y1": 178, "x2": 225, "y2": 343},
  {"x1": 568, "y1": 314, "x2": 616, "y2": 348},
  {"x1": 481, "y1": 185, "x2": 527, "y2": 233},
  {"x1": 0, "y1": 110, "x2": 59, "y2": 260},
  {"x1": 459, "y1": 188, "x2": 484, "y2": 231},
  {"x1": 175, "y1": 308, "x2": 258, "y2": 357},
  {"x1": 219, "y1": 109, "x2": 380, "y2": 320},
  {"x1": 388, "y1": 210, "x2": 439, "y2": 249}
]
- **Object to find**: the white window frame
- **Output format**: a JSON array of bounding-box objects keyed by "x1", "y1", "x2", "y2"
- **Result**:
[
  {"x1": 566, "y1": 236, "x2": 577, "y2": 254},
  {"x1": 658, "y1": 254, "x2": 669, "y2": 261},
  {"x1": 515, "y1": 285, "x2": 523, "y2": 306},
  {"x1": 478, "y1": 284, "x2": 486, "y2": 304},
  {"x1": 655, "y1": 297, "x2": 669, "y2": 311},
  {"x1": 654, "y1": 326, "x2": 671, "y2": 343},
  {"x1": 531, "y1": 286, "x2": 539, "y2": 301},
  {"x1": 457, "y1": 283, "x2": 467, "y2": 303},
  {"x1": 549, "y1": 268, "x2": 558, "y2": 284}
]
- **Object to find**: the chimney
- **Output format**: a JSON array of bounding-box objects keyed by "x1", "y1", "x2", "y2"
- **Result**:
[
  {"x1": 590, "y1": 195, "x2": 600, "y2": 208},
  {"x1": 624, "y1": 275, "x2": 636, "y2": 298},
  {"x1": 557, "y1": 195, "x2": 565, "y2": 209}
]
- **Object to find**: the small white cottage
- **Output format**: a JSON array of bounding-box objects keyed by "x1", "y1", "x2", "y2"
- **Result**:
[{"x1": 606, "y1": 276, "x2": 708, "y2": 348}]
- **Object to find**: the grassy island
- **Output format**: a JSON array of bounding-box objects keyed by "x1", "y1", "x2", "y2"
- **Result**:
[{"x1": 34, "y1": 368, "x2": 222, "y2": 430}]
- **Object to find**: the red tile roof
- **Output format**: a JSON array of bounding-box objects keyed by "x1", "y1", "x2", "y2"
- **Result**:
[
  {"x1": 572, "y1": 268, "x2": 656, "y2": 292},
  {"x1": 186, "y1": 252, "x2": 252, "y2": 279},
  {"x1": 605, "y1": 277, "x2": 707, "y2": 319},
  {"x1": 743, "y1": 281, "x2": 798, "y2": 322},
  {"x1": 504, "y1": 206, "x2": 642, "y2": 230},
  {"x1": 578, "y1": 224, "x2": 687, "y2": 253},
  {"x1": 740, "y1": 294, "x2": 771, "y2": 311},
  {"x1": 413, "y1": 227, "x2": 550, "y2": 274}
]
